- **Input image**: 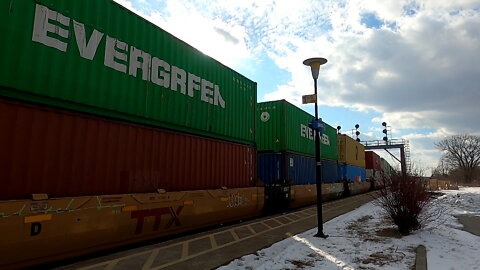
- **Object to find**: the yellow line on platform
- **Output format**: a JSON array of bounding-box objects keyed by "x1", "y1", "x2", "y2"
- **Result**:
[
  {"x1": 181, "y1": 242, "x2": 189, "y2": 260},
  {"x1": 230, "y1": 230, "x2": 240, "y2": 241},
  {"x1": 142, "y1": 248, "x2": 160, "y2": 270},
  {"x1": 247, "y1": 225, "x2": 256, "y2": 235},
  {"x1": 209, "y1": 235, "x2": 218, "y2": 249}
]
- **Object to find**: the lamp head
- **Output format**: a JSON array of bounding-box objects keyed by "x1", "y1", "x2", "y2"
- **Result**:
[{"x1": 303, "y1": 58, "x2": 327, "y2": 80}]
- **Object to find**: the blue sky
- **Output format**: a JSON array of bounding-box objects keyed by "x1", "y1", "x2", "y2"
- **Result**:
[{"x1": 115, "y1": 0, "x2": 480, "y2": 175}]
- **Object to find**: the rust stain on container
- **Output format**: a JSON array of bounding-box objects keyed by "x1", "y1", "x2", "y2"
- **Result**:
[{"x1": 0, "y1": 99, "x2": 256, "y2": 200}]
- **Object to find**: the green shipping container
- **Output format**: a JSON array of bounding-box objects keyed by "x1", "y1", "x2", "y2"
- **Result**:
[
  {"x1": 0, "y1": 0, "x2": 256, "y2": 145},
  {"x1": 256, "y1": 100, "x2": 338, "y2": 160}
]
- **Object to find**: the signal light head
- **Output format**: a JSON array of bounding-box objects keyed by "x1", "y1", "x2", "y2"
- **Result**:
[
  {"x1": 355, "y1": 124, "x2": 359, "y2": 129},
  {"x1": 382, "y1": 122, "x2": 387, "y2": 127},
  {"x1": 383, "y1": 129, "x2": 387, "y2": 134}
]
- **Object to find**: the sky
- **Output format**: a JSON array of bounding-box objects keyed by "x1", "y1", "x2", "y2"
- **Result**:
[
  {"x1": 217, "y1": 187, "x2": 480, "y2": 270},
  {"x1": 113, "y1": 0, "x2": 480, "y2": 175}
]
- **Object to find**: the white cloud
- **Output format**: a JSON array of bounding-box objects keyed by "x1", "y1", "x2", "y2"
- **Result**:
[
  {"x1": 269, "y1": 1, "x2": 480, "y2": 135},
  {"x1": 114, "y1": 0, "x2": 252, "y2": 68}
]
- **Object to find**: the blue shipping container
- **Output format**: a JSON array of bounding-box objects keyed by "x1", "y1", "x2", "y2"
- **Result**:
[
  {"x1": 321, "y1": 159, "x2": 339, "y2": 183},
  {"x1": 258, "y1": 153, "x2": 338, "y2": 185},
  {"x1": 258, "y1": 152, "x2": 315, "y2": 185},
  {"x1": 257, "y1": 152, "x2": 284, "y2": 185},
  {"x1": 338, "y1": 165, "x2": 366, "y2": 182}
]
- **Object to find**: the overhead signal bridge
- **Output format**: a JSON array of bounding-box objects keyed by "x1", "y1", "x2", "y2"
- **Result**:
[{"x1": 361, "y1": 138, "x2": 412, "y2": 178}]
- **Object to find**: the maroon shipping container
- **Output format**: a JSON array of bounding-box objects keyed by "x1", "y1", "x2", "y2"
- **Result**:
[
  {"x1": 0, "y1": 99, "x2": 256, "y2": 200},
  {"x1": 365, "y1": 151, "x2": 382, "y2": 171}
]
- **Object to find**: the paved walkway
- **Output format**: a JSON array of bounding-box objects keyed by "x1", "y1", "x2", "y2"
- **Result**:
[
  {"x1": 55, "y1": 193, "x2": 374, "y2": 270},
  {"x1": 456, "y1": 215, "x2": 480, "y2": 236}
]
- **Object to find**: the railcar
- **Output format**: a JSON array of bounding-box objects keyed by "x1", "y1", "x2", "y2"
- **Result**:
[{"x1": 0, "y1": 1, "x2": 396, "y2": 268}]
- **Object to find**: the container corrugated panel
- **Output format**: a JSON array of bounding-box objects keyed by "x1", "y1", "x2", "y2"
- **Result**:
[
  {"x1": 337, "y1": 134, "x2": 366, "y2": 167},
  {"x1": 338, "y1": 165, "x2": 366, "y2": 182},
  {"x1": 257, "y1": 152, "x2": 316, "y2": 185},
  {"x1": 0, "y1": 99, "x2": 256, "y2": 200},
  {"x1": 257, "y1": 153, "x2": 284, "y2": 185},
  {"x1": 321, "y1": 123, "x2": 339, "y2": 160},
  {"x1": 0, "y1": 0, "x2": 256, "y2": 145},
  {"x1": 256, "y1": 100, "x2": 337, "y2": 158},
  {"x1": 365, "y1": 151, "x2": 382, "y2": 170},
  {"x1": 287, "y1": 153, "x2": 316, "y2": 185},
  {"x1": 256, "y1": 102, "x2": 282, "y2": 153},
  {"x1": 321, "y1": 159, "x2": 339, "y2": 183}
]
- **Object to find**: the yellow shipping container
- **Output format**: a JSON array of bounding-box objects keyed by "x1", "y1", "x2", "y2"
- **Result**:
[{"x1": 337, "y1": 134, "x2": 366, "y2": 167}]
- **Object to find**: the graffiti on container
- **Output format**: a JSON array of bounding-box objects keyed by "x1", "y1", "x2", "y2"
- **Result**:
[
  {"x1": 329, "y1": 184, "x2": 344, "y2": 195},
  {"x1": 226, "y1": 193, "x2": 250, "y2": 208},
  {"x1": 131, "y1": 206, "x2": 183, "y2": 234},
  {"x1": 30, "y1": 202, "x2": 48, "y2": 212}
]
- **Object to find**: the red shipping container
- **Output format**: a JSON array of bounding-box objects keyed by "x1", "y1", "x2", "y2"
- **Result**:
[
  {"x1": 365, "y1": 151, "x2": 382, "y2": 171},
  {"x1": 0, "y1": 99, "x2": 256, "y2": 200}
]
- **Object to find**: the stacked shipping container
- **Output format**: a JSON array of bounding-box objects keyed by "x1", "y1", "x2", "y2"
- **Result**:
[
  {"x1": 365, "y1": 151, "x2": 382, "y2": 182},
  {"x1": 0, "y1": 99, "x2": 256, "y2": 200},
  {"x1": 0, "y1": 1, "x2": 263, "y2": 267},
  {"x1": 256, "y1": 100, "x2": 338, "y2": 185},
  {"x1": 0, "y1": 0, "x2": 258, "y2": 199},
  {"x1": 257, "y1": 152, "x2": 315, "y2": 185},
  {"x1": 365, "y1": 151, "x2": 382, "y2": 171},
  {"x1": 0, "y1": 0, "x2": 256, "y2": 145},
  {"x1": 321, "y1": 159, "x2": 339, "y2": 183},
  {"x1": 337, "y1": 134, "x2": 366, "y2": 182},
  {"x1": 381, "y1": 158, "x2": 394, "y2": 175}
]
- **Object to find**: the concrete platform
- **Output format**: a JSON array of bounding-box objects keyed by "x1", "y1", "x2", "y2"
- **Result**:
[
  {"x1": 55, "y1": 193, "x2": 375, "y2": 270},
  {"x1": 456, "y1": 215, "x2": 480, "y2": 236},
  {"x1": 415, "y1": 245, "x2": 427, "y2": 270}
]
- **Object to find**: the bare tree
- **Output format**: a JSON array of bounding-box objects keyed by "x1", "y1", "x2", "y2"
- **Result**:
[
  {"x1": 435, "y1": 134, "x2": 480, "y2": 183},
  {"x1": 431, "y1": 157, "x2": 455, "y2": 179}
]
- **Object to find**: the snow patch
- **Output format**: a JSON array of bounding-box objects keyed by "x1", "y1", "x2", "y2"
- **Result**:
[{"x1": 218, "y1": 187, "x2": 480, "y2": 270}]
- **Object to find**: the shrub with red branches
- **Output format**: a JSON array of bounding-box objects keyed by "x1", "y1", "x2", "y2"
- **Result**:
[{"x1": 373, "y1": 173, "x2": 433, "y2": 235}]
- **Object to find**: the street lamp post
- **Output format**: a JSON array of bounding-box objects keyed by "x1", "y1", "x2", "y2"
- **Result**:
[{"x1": 303, "y1": 57, "x2": 328, "y2": 238}]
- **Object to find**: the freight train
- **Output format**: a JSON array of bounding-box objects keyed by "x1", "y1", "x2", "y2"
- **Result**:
[{"x1": 0, "y1": 1, "x2": 395, "y2": 269}]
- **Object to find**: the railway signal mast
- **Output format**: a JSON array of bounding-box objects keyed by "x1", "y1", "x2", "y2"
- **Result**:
[
  {"x1": 355, "y1": 124, "x2": 361, "y2": 142},
  {"x1": 361, "y1": 122, "x2": 411, "y2": 179}
]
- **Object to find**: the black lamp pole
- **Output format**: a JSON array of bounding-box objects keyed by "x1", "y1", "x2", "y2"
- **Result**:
[{"x1": 303, "y1": 58, "x2": 328, "y2": 238}]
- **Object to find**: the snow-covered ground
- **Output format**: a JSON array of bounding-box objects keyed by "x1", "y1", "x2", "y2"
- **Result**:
[{"x1": 217, "y1": 187, "x2": 480, "y2": 270}]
